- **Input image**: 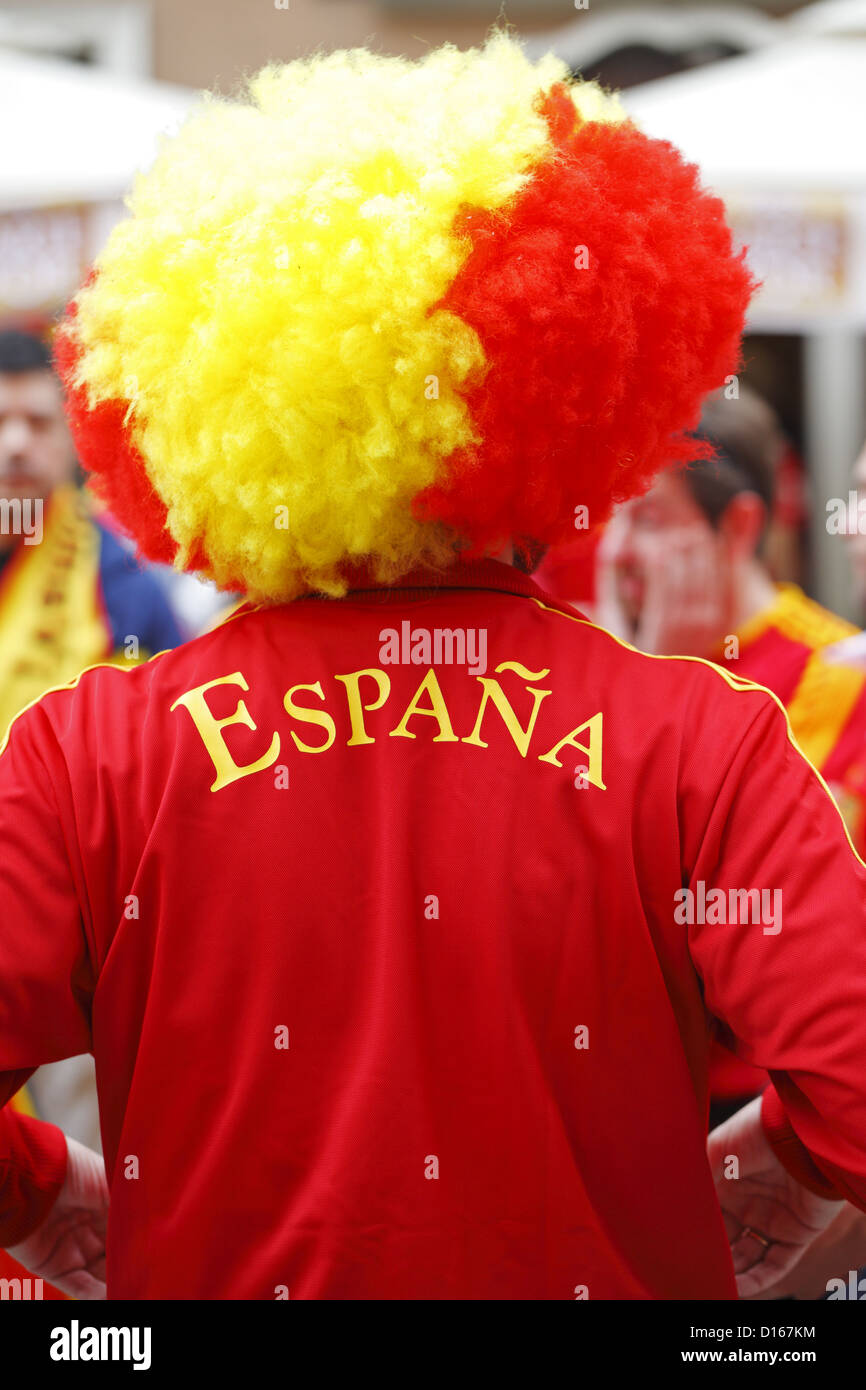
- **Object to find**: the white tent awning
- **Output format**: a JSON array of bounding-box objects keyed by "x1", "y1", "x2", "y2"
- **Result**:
[
  {"x1": 623, "y1": 36, "x2": 866, "y2": 194},
  {"x1": 0, "y1": 45, "x2": 193, "y2": 212}
]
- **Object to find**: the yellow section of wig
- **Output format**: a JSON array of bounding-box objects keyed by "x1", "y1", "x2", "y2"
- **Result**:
[{"x1": 70, "y1": 30, "x2": 624, "y2": 600}]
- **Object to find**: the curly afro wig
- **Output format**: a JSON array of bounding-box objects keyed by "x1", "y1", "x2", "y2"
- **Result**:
[{"x1": 56, "y1": 28, "x2": 756, "y2": 602}]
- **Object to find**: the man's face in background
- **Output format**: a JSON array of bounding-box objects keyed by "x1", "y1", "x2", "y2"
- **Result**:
[
  {"x1": 0, "y1": 368, "x2": 76, "y2": 528},
  {"x1": 604, "y1": 468, "x2": 720, "y2": 630}
]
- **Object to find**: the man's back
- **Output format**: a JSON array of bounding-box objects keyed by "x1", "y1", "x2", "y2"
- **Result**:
[{"x1": 4, "y1": 560, "x2": 866, "y2": 1298}]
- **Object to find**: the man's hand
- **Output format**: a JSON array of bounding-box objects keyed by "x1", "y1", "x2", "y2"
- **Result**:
[
  {"x1": 635, "y1": 529, "x2": 729, "y2": 657},
  {"x1": 595, "y1": 518, "x2": 730, "y2": 656},
  {"x1": 707, "y1": 1096, "x2": 844, "y2": 1297},
  {"x1": 6, "y1": 1134, "x2": 108, "y2": 1300},
  {"x1": 746, "y1": 1204, "x2": 866, "y2": 1300}
]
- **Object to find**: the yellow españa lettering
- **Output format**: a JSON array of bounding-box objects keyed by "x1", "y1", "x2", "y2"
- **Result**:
[
  {"x1": 537, "y1": 711, "x2": 606, "y2": 789},
  {"x1": 170, "y1": 662, "x2": 604, "y2": 792},
  {"x1": 463, "y1": 661, "x2": 551, "y2": 756},
  {"x1": 334, "y1": 668, "x2": 390, "y2": 745},
  {"x1": 283, "y1": 680, "x2": 336, "y2": 753},
  {"x1": 169, "y1": 671, "x2": 280, "y2": 791},
  {"x1": 390, "y1": 668, "x2": 459, "y2": 742}
]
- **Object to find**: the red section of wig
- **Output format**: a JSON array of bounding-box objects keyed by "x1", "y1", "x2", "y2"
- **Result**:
[
  {"x1": 414, "y1": 83, "x2": 757, "y2": 548},
  {"x1": 53, "y1": 298, "x2": 180, "y2": 567}
]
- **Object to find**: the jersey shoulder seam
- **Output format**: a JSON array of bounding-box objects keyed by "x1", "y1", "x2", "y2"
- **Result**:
[{"x1": 526, "y1": 594, "x2": 866, "y2": 871}]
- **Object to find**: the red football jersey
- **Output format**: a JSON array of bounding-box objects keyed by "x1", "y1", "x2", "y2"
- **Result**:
[{"x1": 2, "y1": 558, "x2": 866, "y2": 1299}]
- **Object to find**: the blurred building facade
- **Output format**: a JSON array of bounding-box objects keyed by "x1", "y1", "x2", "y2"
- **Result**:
[{"x1": 0, "y1": 0, "x2": 823, "y2": 88}]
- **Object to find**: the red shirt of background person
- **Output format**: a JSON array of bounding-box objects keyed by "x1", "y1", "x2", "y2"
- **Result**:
[
  {"x1": 595, "y1": 386, "x2": 866, "y2": 1295},
  {"x1": 596, "y1": 387, "x2": 866, "y2": 898}
]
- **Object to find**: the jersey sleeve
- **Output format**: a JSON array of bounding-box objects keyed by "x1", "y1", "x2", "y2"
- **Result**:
[
  {"x1": 681, "y1": 681, "x2": 866, "y2": 1210},
  {"x1": 0, "y1": 702, "x2": 95, "y2": 1242},
  {"x1": 0, "y1": 1103, "x2": 68, "y2": 1246}
]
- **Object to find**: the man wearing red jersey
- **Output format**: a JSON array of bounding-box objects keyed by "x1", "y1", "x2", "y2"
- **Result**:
[
  {"x1": 596, "y1": 386, "x2": 866, "y2": 1295},
  {"x1": 2, "y1": 32, "x2": 866, "y2": 1300},
  {"x1": 597, "y1": 386, "x2": 866, "y2": 1107}
]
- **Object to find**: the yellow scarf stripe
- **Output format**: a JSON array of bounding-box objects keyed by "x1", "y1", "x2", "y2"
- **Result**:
[{"x1": 0, "y1": 489, "x2": 110, "y2": 743}]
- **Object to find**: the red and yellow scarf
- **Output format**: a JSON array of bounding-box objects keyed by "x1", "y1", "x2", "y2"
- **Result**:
[{"x1": 0, "y1": 487, "x2": 112, "y2": 743}]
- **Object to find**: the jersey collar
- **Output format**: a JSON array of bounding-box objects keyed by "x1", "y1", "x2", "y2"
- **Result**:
[{"x1": 314, "y1": 556, "x2": 557, "y2": 605}]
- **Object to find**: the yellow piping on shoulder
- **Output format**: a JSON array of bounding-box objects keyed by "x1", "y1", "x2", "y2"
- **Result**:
[
  {"x1": 528, "y1": 596, "x2": 866, "y2": 873},
  {"x1": 0, "y1": 598, "x2": 266, "y2": 760},
  {"x1": 0, "y1": 646, "x2": 175, "y2": 759}
]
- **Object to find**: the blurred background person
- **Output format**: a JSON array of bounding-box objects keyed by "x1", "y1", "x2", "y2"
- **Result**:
[
  {"x1": 824, "y1": 439, "x2": 866, "y2": 653},
  {"x1": 0, "y1": 327, "x2": 186, "y2": 743},
  {"x1": 596, "y1": 382, "x2": 866, "y2": 1296},
  {"x1": 811, "y1": 443, "x2": 866, "y2": 784},
  {"x1": 597, "y1": 383, "x2": 866, "y2": 869},
  {"x1": 847, "y1": 440, "x2": 866, "y2": 621},
  {"x1": 534, "y1": 383, "x2": 808, "y2": 612},
  {"x1": 597, "y1": 385, "x2": 866, "y2": 1102},
  {"x1": 0, "y1": 326, "x2": 186, "y2": 1297}
]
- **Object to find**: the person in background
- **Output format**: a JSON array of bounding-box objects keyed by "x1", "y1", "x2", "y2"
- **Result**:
[
  {"x1": 0, "y1": 328, "x2": 186, "y2": 739},
  {"x1": 845, "y1": 440, "x2": 866, "y2": 621},
  {"x1": 537, "y1": 383, "x2": 808, "y2": 613},
  {"x1": 817, "y1": 441, "x2": 866, "y2": 829},
  {"x1": 597, "y1": 384, "x2": 866, "y2": 1295},
  {"x1": 0, "y1": 327, "x2": 186, "y2": 1297},
  {"x1": 707, "y1": 380, "x2": 807, "y2": 589},
  {"x1": 795, "y1": 443, "x2": 866, "y2": 826},
  {"x1": 597, "y1": 383, "x2": 866, "y2": 866}
]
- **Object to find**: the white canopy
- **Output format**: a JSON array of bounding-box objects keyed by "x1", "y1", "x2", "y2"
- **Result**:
[
  {"x1": 621, "y1": 35, "x2": 866, "y2": 334},
  {"x1": 789, "y1": 0, "x2": 866, "y2": 37},
  {"x1": 522, "y1": 4, "x2": 778, "y2": 71},
  {"x1": 623, "y1": 35, "x2": 866, "y2": 617},
  {"x1": 0, "y1": 45, "x2": 193, "y2": 212},
  {"x1": 623, "y1": 35, "x2": 866, "y2": 196}
]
